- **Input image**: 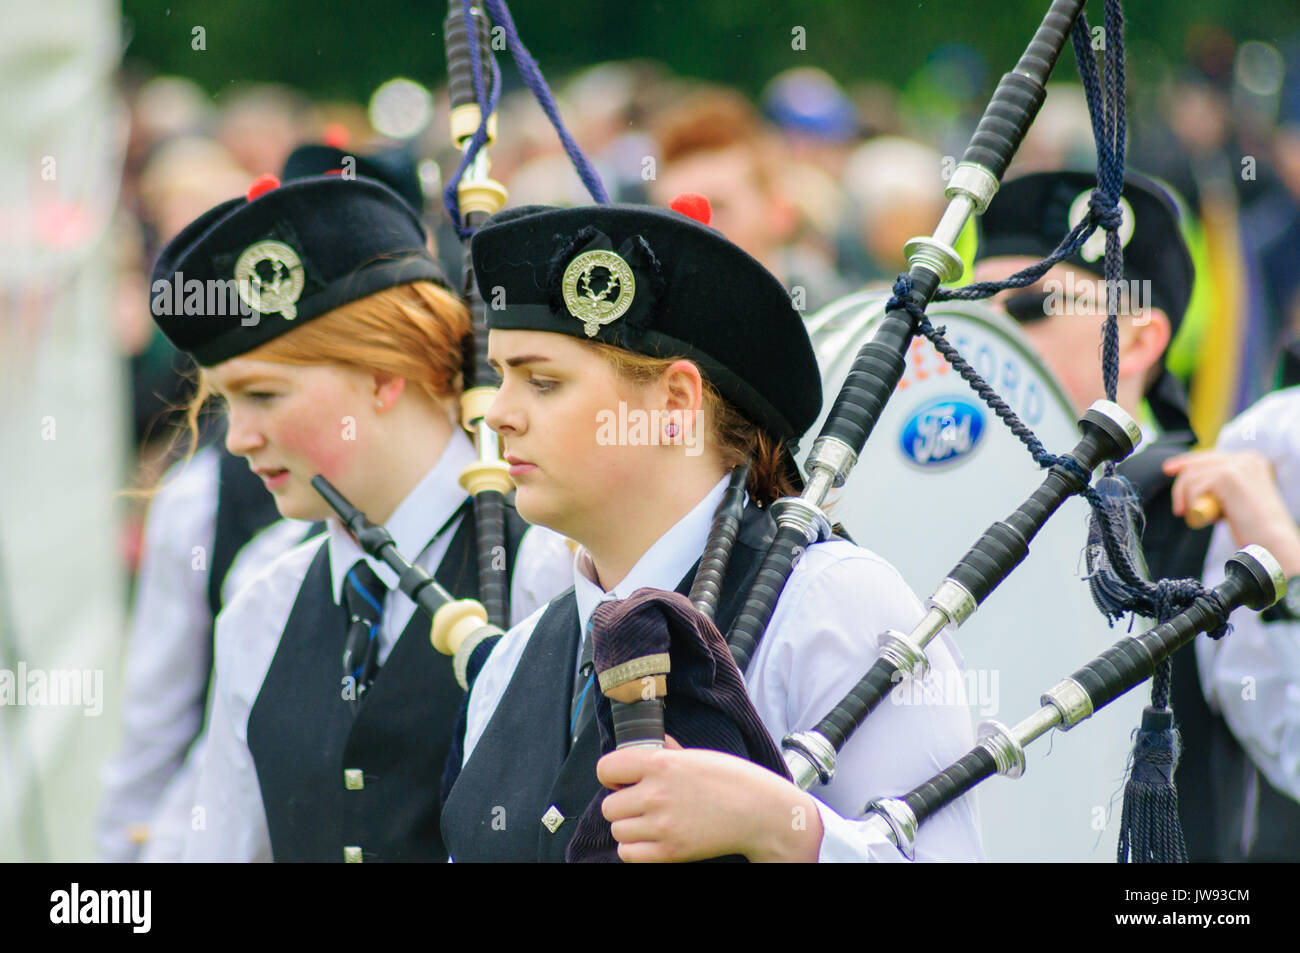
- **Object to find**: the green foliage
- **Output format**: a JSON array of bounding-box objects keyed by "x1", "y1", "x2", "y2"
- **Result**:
[{"x1": 121, "y1": 0, "x2": 1300, "y2": 103}]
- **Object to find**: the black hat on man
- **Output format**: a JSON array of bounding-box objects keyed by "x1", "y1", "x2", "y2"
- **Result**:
[{"x1": 977, "y1": 170, "x2": 1195, "y2": 333}]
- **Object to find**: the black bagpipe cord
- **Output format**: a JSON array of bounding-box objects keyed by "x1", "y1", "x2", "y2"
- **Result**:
[
  {"x1": 1069, "y1": 0, "x2": 1188, "y2": 863},
  {"x1": 1071, "y1": 1, "x2": 1187, "y2": 863}
]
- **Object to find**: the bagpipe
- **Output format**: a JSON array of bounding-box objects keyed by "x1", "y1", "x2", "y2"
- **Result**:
[
  {"x1": 442, "y1": 0, "x2": 513, "y2": 631},
  {"x1": 577, "y1": 0, "x2": 1291, "y2": 863},
  {"x1": 781, "y1": 397, "x2": 1140, "y2": 789},
  {"x1": 312, "y1": 476, "x2": 505, "y2": 692},
  {"x1": 726, "y1": 0, "x2": 1098, "y2": 675},
  {"x1": 311, "y1": 0, "x2": 1285, "y2": 863},
  {"x1": 860, "y1": 546, "x2": 1285, "y2": 857},
  {"x1": 305, "y1": 0, "x2": 598, "y2": 682}
]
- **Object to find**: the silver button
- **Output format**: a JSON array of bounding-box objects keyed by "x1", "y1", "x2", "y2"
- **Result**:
[
  {"x1": 344, "y1": 846, "x2": 363, "y2": 863},
  {"x1": 540, "y1": 805, "x2": 565, "y2": 833},
  {"x1": 344, "y1": 769, "x2": 364, "y2": 790}
]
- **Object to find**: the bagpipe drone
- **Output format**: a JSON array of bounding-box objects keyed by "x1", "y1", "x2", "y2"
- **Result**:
[{"x1": 578, "y1": 0, "x2": 1288, "y2": 864}]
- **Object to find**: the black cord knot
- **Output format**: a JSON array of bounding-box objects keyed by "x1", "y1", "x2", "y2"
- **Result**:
[
  {"x1": 886, "y1": 273, "x2": 920, "y2": 316},
  {"x1": 1088, "y1": 189, "x2": 1124, "y2": 232}
]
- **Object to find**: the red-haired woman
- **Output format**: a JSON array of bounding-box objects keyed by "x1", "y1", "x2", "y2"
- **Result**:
[{"x1": 148, "y1": 175, "x2": 570, "y2": 862}]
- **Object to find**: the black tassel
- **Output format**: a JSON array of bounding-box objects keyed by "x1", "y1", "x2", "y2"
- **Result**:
[
  {"x1": 1085, "y1": 473, "x2": 1147, "y2": 624},
  {"x1": 1116, "y1": 705, "x2": 1189, "y2": 863},
  {"x1": 1081, "y1": 474, "x2": 1190, "y2": 862}
]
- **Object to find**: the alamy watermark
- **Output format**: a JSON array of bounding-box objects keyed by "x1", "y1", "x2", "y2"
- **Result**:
[
  {"x1": 890, "y1": 665, "x2": 1000, "y2": 716},
  {"x1": 0, "y1": 663, "x2": 103, "y2": 716},
  {"x1": 150, "y1": 272, "x2": 262, "y2": 326},
  {"x1": 50, "y1": 883, "x2": 150, "y2": 933},
  {"x1": 595, "y1": 402, "x2": 703, "y2": 457},
  {"x1": 1042, "y1": 273, "x2": 1153, "y2": 324}
]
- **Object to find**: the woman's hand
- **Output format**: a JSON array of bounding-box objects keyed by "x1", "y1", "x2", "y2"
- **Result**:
[
  {"x1": 597, "y1": 736, "x2": 824, "y2": 863},
  {"x1": 1164, "y1": 449, "x2": 1300, "y2": 574}
]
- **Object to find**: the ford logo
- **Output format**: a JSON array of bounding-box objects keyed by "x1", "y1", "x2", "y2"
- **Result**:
[{"x1": 899, "y1": 396, "x2": 985, "y2": 467}]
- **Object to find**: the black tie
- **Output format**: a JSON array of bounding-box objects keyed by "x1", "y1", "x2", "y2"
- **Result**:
[
  {"x1": 342, "y1": 559, "x2": 388, "y2": 708},
  {"x1": 568, "y1": 608, "x2": 603, "y2": 747}
]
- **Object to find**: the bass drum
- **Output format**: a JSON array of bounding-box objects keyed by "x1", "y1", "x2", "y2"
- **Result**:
[{"x1": 800, "y1": 289, "x2": 1145, "y2": 862}]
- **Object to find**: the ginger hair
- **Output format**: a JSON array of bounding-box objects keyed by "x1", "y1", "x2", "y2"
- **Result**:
[{"x1": 177, "y1": 279, "x2": 471, "y2": 471}]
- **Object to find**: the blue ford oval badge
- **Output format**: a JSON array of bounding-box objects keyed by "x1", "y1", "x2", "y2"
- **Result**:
[{"x1": 899, "y1": 396, "x2": 985, "y2": 468}]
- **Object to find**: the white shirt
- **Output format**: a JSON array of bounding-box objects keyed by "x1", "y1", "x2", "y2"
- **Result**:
[
  {"x1": 97, "y1": 446, "x2": 220, "y2": 864},
  {"x1": 97, "y1": 444, "x2": 319, "y2": 863},
  {"x1": 136, "y1": 515, "x2": 321, "y2": 863},
  {"x1": 1196, "y1": 387, "x2": 1300, "y2": 806},
  {"x1": 464, "y1": 476, "x2": 986, "y2": 863},
  {"x1": 181, "y1": 429, "x2": 575, "y2": 861}
]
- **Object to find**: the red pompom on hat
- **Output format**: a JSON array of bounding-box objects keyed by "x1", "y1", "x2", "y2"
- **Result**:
[
  {"x1": 322, "y1": 123, "x2": 350, "y2": 149},
  {"x1": 669, "y1": 192, "x2": 712, "y2": 226},
  {"x1": 246, "y1": 174, "x2": 281, "y2": 202}
]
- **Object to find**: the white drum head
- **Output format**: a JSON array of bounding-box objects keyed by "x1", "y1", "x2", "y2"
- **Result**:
[{"x1": 801, "y1": 289, "x2": 1145, "y2": 862}]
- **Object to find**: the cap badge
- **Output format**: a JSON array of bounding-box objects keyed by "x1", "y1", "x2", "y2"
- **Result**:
[
  {"x1": 235, "y1": 240, "x2": 306, "y2": 319},
  {"x1": 561, "y1": 249, "x2": 635, "y2": 337},
  {"x1": 1068, "y1": 191, "x2": 1135, "y2": 264}
]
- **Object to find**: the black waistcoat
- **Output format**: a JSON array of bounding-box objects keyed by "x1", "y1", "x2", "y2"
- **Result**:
[
  {"x1": 1120, "y1": 436, "x2": 1300, "y2": 861},
  {"x1": 246, "y1": 502, "x2": 527, "y2": 862},
  {"x1": 441, "y1": 502, "x2": 776, "y2": 862}
]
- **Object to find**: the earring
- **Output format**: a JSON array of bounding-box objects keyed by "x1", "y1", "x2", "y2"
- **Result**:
[
  {"x1": 665, "y1": 422, "x2": 680, "y2": 439},
  {"x1": 375, "y1": 400, "x2": 384, "y2": 410}
]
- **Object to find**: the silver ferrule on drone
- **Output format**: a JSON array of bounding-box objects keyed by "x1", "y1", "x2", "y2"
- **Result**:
[
  {"x1": 1040, "y1": 676, "x2": 1095, "y2": 730},
  {"x1": 782, "y1": 730, "x2": 838, "y2": 791},
  {"x1": 904, "y1": 195, "x2": 973, "y2": 285},
  {"x1": 768, "y1": 496, "x2": 833, "y2": 548},
  {"x1": 1242, "y1": 543, "x2": 1288, "y2": 603},
  {"x1": 864, "y1": 797, "x2": 919, "y2": 861},
  {"x1": 927, "y1": 578, "x2": 978, "y2": 629},
  {"x1": 1086, "y1": 399, "x2": 1143, "y2": 459},
  {"x1": 976, "y1": 720, "x2": 1027, "y2": 780},
  {"x1": 877, "y1": 627, "x2": 933, "y2": 682},
  {"x1": 878, "y1": 578, "x2": 977, "y2": 687},
  {"x1": 804, "y1": 436, "x2": 859, "y2": 497},
  {"x1": 946, "y1": 162, "x2": 1000, "y2": 215}
]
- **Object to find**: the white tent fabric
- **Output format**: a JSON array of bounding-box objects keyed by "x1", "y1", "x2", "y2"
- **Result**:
[{"x1": 0, "y1": 0, "x2": 129, "y2": 861}]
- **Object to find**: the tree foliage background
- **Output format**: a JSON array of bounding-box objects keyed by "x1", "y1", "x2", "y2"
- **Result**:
[{"x1": 120, "y1": 0, "x2": 1300, "y2": 102}]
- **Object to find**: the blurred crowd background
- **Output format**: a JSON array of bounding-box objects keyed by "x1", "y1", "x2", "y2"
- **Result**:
[
  {"x1": 104, "y1": 7, "x2": 1300, "y2": 577},
  {"x1": 4, "y1": 0, "x2": 1300, "y2": 858}
]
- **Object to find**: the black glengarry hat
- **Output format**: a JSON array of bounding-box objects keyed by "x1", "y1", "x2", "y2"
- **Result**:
[
  {"x1": 150, "y1": 175, "x2": 447, "y2": 366},
  {"x1": 977, "y1": 170, "x2": 1195, "y2": 332},
  {"x1": 470, "y1": 202, "x2": 822, "y2": 443},
  {"x1": 282, "y1": 143, "x2": 424, "y2": 213}
]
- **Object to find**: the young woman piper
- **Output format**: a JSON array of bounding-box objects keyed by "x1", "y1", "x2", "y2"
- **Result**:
[
  {"x1": 441, "y1": 199, "x2": 984, "y2": 862},
  {"x1": 148, "y1": 173, "x2": 572, "y2": 862}
]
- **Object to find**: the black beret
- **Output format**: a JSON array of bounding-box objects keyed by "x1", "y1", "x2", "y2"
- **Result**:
[
  {"x1": 470, "y1": 203, "x2": 822, "y2": 443},
  {"x1": 282, "y1": 143, "x2": 424, "y2": 213},
  {"x1": 150, "y1": 176, "x2": 447, "y2": 366},
  {"x1": 977, "y1": 170, "x2": 1195, "y2": 332}
]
